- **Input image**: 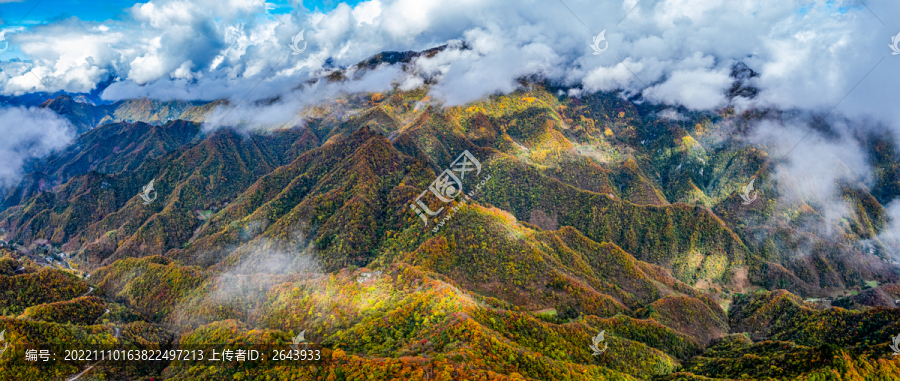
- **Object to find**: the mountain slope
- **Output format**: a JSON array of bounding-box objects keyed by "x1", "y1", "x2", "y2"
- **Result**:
[{"x1": 2, "y1": 76, "x2": 900, "y2": 380}]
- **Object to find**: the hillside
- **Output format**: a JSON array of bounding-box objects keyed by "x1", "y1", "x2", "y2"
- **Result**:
[{"x1": 0, "y1": 78, "x2": 899, "y2": 380}]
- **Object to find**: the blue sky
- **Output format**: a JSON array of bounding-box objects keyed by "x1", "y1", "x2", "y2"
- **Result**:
[
  {"x1": 1, "y1": 0, "x2": 137, "y2": 25},
  {"x1": 0, "y1": 0, "x2": 361, "y2": 25},
  {"x1": 0, "y1": 0, "x2": 361, "y2": 59}
]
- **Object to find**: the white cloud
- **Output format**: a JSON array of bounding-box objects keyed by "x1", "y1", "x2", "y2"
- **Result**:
[
  {"x1": 645, "y1": 68, "x2": 731, "y2": 110},
  {"x1": 0, "y1": 0, "x2": 895, "y2": 128},
  {"x1": 582, "y1": 57, "x2": 646, "y2": 94},
  {"x1": 877, "y1": 201, "x2": 900, "y2": 259},
  {"x1": 200, "y1": 63, "x2": 403, "y2": 131},
  {"x1": 351, "y1": 0, "x2": 382, "y2": 25},
  {"x1": 745, "y1": 117, "x2": 874, "y2": 234},
  {"x1": 170, "y1": 60, "x2": 196, "y2": 80},
  {"x1": 0, "y1": 106, "x2": 75, "y2": 187},
  {"x1": 657, "y1": 108, "x2": 685, "y2": 120}
]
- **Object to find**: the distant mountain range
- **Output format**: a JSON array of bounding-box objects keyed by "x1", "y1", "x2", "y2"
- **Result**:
[
  {"x1": 37, "y1": 95, "x2": 210, "y2": 134},
  {"x1": 1, "y1": 54, "x2": 899, "y2": 380}
]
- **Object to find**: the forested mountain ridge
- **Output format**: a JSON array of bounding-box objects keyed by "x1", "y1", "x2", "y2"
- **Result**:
[{"x1": 0, "y1": 70, "x2": 899, "y2": 380}]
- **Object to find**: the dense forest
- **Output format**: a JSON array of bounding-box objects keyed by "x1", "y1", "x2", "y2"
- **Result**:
[{"x1": 0, "y1": 65, "x2": 899, "y2": 380}]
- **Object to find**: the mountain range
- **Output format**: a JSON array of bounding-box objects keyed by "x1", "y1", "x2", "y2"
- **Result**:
[{"x1": 0, "y1": 56, "x2": 899, "y2": 380}]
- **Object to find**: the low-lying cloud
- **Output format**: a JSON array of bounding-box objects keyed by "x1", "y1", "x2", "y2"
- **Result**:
[
  {"x1": 877, "y1": 201, "x2": 900, "y2": 260},
  {"x1": 0, "y1": 106, "x2": 75, "y2": 187},
  {"x1": 199, "y1": 63, "x2": 403, "y2": 132},
  {"x1": 746, "y1": 117, "x2": 873, "y2": 233}
]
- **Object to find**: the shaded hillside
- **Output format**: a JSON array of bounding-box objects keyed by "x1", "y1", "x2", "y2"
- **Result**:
[
  {"x1": 0, "y1": 125, "x2": 318, "y2": 268},
  {"x1": 636, "y1": 295, "x2": 728, "y2": 346},
  {"x1": 659, "y1": 289, "x2": 900, "y2": 380},
  {"x1": 176, "y1": 124, "x2": 413, "y2": 270},
  {"x1": 833, "y1": 286, "x2": 898, "y2": 309},
  {"x1": 662, "y1": 337, "x2": 900, "y2": 380},
  {"x1": 1, "y1": 120, "x2": 202, "y2": 210},
  {"x1": 729, "y1": 289, "x2": 900, "y2": 347},
  {"x1": 38, "y1": 95, "x2": 114, "y2": 134}
]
